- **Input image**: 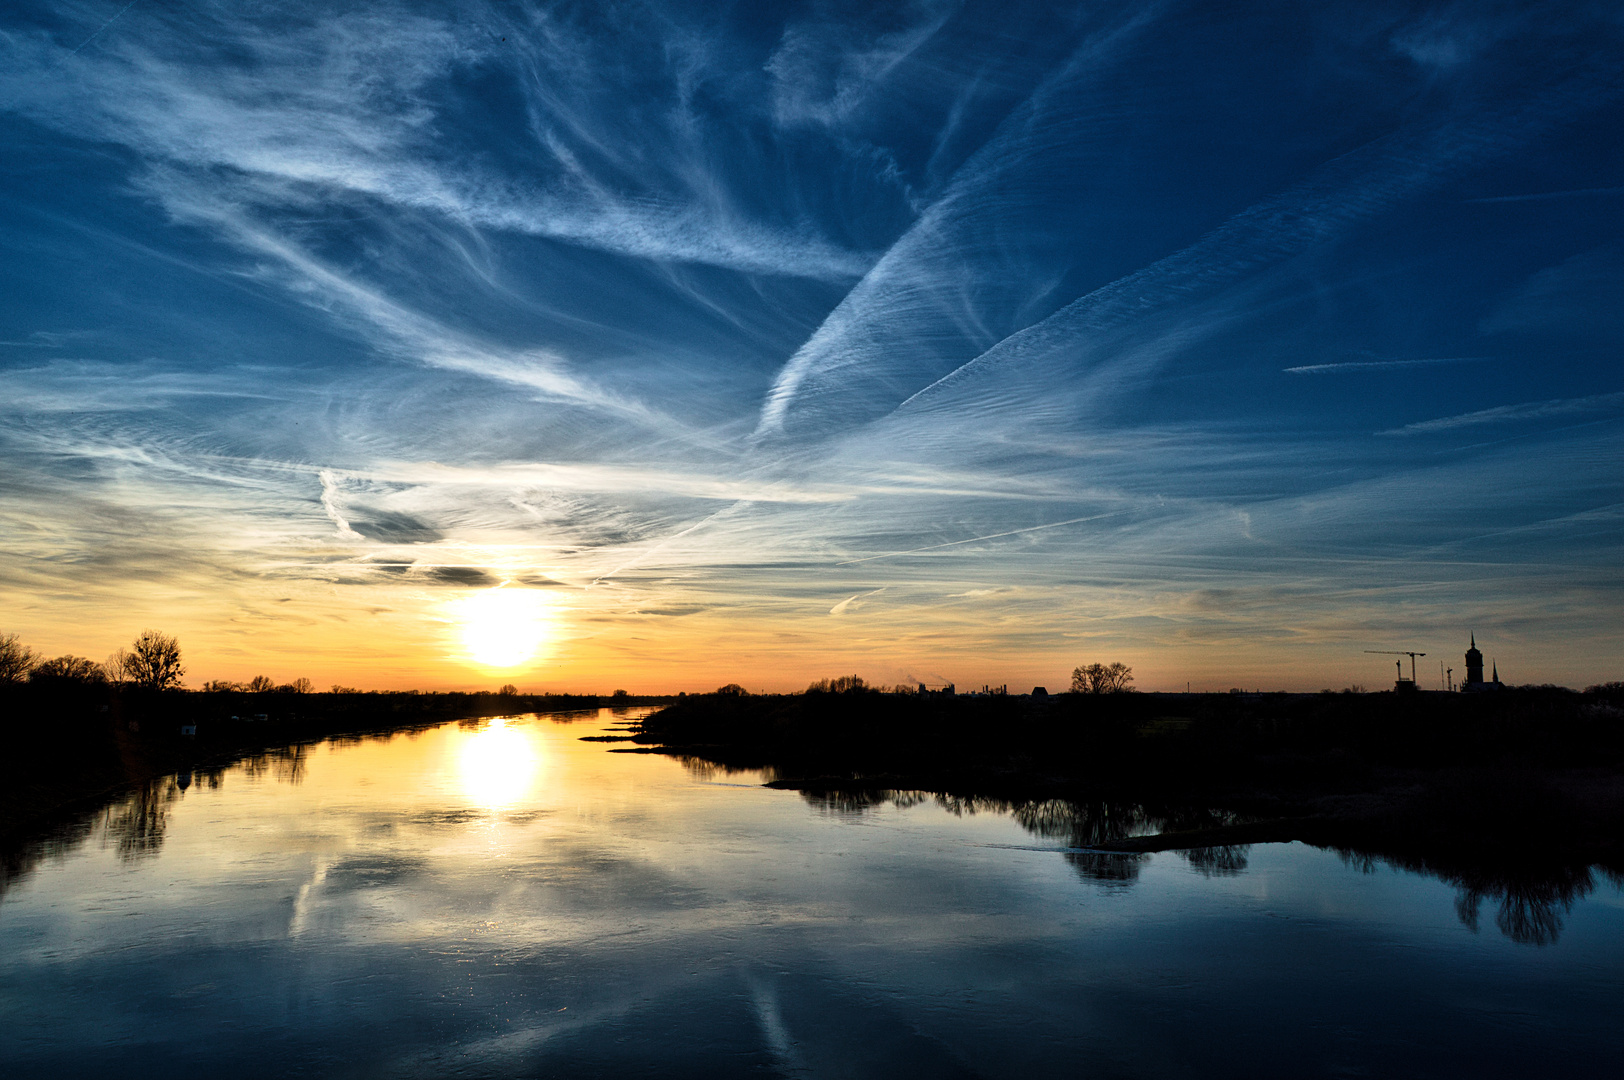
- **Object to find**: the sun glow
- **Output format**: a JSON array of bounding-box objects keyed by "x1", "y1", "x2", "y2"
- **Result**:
[
  {"x1": 453, "y1": 588, "x2": 555, "y2": 669},
  {"x1": 457, "y1": 716, "x2": 541, "y2": 808}
]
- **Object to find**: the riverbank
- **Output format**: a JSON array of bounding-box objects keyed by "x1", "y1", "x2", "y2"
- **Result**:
[
  {"x1": 0, "y1": 686, "x2": 666, "y2": 854},
  {"x1": 628, "y1": 686, "x2": 1624, "y2": 874}
]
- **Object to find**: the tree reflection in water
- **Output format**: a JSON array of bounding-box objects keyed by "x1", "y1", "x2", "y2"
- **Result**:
[
  {"x1": 781, "y1": 785, "x2": 1621, "y2": 944},
  {"x1": 678, "y1": 756, "x2": 782, "y2": 785},
  {"x1": 102, "y1": 778, "x2": 181, "y2": 861},
  {"x1": 1339, "y1": 850, "x2": 1623, "y2": 946},
  {"x1": 1027, "y1": 795, "x2": 1617, "y2": 941},
  {"x1": 800, "y1": 788, "x2": 925, "y2": 815},
  {"x1": 0, "y1": 744, "x2": 313, "y2": 900},
  {"x1": 1183, "y1": 845, "x2": 1251, "y2": 877},
  {"x1": 1016, "y1": 800, "x2": 1256, "y2": 884},
  {"x1": 100, "y1": 746, "x2": 312, "y2": 862},
  {"x1": 1014, "y1": 800, "x2": 1153, "y2": 885},
  {"x1": 789, "y1": 792, "x2": 1251, "y2": 886},
  {"x1": 1, "y1": 814, "x2": 101, "y2": 904},
  {"x1": 238, "y1": 744, "x2": 309, "y2": 786}
]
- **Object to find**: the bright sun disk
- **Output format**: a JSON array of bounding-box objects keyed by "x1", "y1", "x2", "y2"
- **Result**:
[{"x1": 454, "y1": 587, "x2": 554, "y2": 669}]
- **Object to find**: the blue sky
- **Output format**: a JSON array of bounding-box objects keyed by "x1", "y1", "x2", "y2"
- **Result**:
[{"x1": 1, "y1": 0, "x2": 1620, "y2": 690}]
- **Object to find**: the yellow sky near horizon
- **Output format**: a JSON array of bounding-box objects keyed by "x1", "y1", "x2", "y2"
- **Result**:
[{"x1": 5, "y1": 570, "x2": 1609, "y2": 695}]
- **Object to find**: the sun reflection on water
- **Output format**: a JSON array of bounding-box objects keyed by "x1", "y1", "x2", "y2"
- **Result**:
[{"x1": 458, "y1": 717, "x2": 542, "y2": 809}]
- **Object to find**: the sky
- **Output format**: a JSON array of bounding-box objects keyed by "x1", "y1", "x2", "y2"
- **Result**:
[{"x1": 1, "y1": 0, "x2": 1621, "y2": 693}]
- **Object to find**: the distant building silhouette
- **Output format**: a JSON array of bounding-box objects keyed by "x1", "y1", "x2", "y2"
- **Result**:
[
  {"x1": 1465, "y1": 634, "x2": 1483, "y2": 685},
  {"x1": 1461, "y1": 634, "x2": 1503, "y2": 692}
]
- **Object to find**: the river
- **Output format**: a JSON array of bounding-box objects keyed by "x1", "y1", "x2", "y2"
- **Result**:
[{"x1": 2, "y1": 709, "x2": 1620, "y2": 1077}]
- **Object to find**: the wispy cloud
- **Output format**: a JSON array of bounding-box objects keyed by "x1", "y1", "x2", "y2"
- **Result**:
[
  {"x1": 318, "y1": 470, "x2": 365, "y2": 541},
  {"x1": 836, "y1": 511, "x2": 1134, "y2": 565},
  {"x1": 149, "y1": 182, "x2": 671, "y2": 424},
  {"x1": 0, "y1": 331, "x2": 84, "y2": 348},
  {"x1": 2, "y1": 3, "x2": 873, "y2": 281},
  {"x1": 829, "y1": 588, "x2": 883, "y2": 616},
  {"x1": 1466, "y1": 186, "x2": 1624, "y2": 203},
  {"x1": 1381, "y1": 393, "x2": 1624, "y2": 435}
]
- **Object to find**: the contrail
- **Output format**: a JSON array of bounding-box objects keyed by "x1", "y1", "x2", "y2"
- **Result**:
[
  {"x1": 836, "y1": 509, "x2": 1131, "y2": 565},
  {"x1": 1284, "y1": 356, "x2": 1481, "y2": 375},
  {"x1": 73, "y1": 0, "x2": 143, "y2": 55}
]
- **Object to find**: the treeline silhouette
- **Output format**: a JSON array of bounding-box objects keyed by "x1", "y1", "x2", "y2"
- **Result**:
[{"x1": 633, "y1": 681, "x2": 1624, "y2": 783}]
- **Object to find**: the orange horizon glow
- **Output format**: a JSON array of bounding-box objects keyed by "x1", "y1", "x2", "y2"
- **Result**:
[{"x1": 5, "y1": 579, "x2": 1612, "y2": 695}]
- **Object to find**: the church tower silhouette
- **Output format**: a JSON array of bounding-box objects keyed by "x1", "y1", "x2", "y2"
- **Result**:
[{"x1": 1465, "y1": 634, "x2": 1484, "y2": 686}]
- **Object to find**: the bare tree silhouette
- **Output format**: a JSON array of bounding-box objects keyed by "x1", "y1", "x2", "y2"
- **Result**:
[
  {"x1": 114, "y1": 630, "x2": 185, "y2": 690},
  {"x1": 30, "y1": 654, "x2": 106, "y2": 684},
  {"x1": 1070, "y1": 662, "x2": 1134, "y2": 693},
  {"x1": 0, "y1": 632, "x2": 38, "y2": 684},
  {"x1": 806, "y1": 675, "x2": 867, "y2": 694}
]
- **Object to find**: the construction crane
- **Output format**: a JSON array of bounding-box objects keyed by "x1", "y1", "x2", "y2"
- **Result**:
[{"x1": 1366, "y1": 650, "x2": 1426, "y2": 684}]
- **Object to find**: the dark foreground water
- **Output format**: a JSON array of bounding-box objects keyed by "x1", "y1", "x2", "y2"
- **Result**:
[{"x1": 2, "y1": 711, "x2": 1621, "y2": 1078}]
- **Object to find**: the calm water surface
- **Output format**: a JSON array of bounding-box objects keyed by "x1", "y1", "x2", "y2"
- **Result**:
[{"x1": 2, "y1": 710, "x2": 1621, "y2": 1078}]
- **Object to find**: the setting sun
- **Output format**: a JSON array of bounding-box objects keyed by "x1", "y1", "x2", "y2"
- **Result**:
[{"x1": 452, "y1": 588, "x2": 555, "y2": 670}]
